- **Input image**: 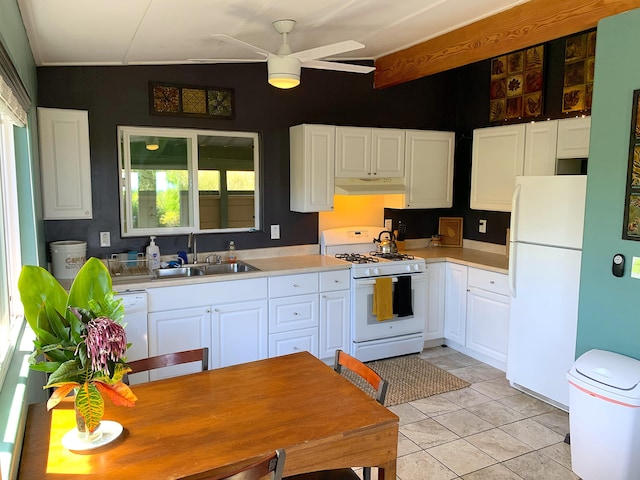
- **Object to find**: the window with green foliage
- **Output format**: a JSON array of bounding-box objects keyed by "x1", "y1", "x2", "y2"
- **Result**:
[{"x1": 118, "y1": 126, "x2": 259, "y2": 236}]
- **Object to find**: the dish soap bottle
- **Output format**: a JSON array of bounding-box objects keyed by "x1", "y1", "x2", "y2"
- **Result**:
[
  {"x1": 146, "y1": 236, "x2": 161, "y2": 270},
  {"x1": 227, "y1": 240, "x2": 237, "y2": 264}
]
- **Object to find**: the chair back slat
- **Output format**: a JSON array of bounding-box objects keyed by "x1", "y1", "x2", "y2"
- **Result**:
[
  {"x1": 334, "y1": 350, "x2": 389, "y2": 404},
  {"x1": 125, "y1": 347, "x2": 209, "y2": 384},
  {"x1": 179, "y1": 449, "x2": 285, "y2": 480}
]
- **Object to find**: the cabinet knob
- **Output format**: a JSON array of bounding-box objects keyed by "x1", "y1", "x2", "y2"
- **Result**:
[
  {"x1": 490, "y1": 281, "x2": 495, "y2": 284},
  {"x1": 293, "y1": 312, "x2": 299, "y2": 316},
  {"x1": 293, "y1": 346, "x2": 299, "y2": 351},
  {"x1": 214, "y1": 308, "x2": 220, "y2": 312},
  {"x1": 293, "y1": 284, "x2": 299, "y2": 288}
]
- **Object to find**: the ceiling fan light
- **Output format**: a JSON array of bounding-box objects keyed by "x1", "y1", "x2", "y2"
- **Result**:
[
  {"x1": 267, "y1": 56, "x2": 301, "y2": 89},
  {"x1": 146, "y1": 137, "x2": 159, "y2": 151}
]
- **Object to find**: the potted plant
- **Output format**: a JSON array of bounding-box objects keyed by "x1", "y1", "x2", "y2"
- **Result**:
[{"x1": 19, "y1": 257, "x2": 137, "y2": 437}]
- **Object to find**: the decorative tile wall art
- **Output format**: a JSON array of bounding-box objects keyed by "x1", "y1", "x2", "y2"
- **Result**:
[
  {"x1": 490, "y1": 45, "x2": 544, "y2": 122},
  {"x1": 150, "y1": 82, "x2": 234, "y2": 119},
  {"x1": 562, "y1": 30, "x2": 596, "y2": 113},
  {"x1": 623, "y1": 89, "x2": 640, "y2": 240}
]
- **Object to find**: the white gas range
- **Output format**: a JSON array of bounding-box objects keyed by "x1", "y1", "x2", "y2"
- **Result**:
[{"x1": 320, "y1": 226, "x2": 427, "y2": 362}]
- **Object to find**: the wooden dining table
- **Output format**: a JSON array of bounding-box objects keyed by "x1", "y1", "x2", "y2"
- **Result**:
[{"x1": 18, "y1": 351, "x2": 399, "y2": 480}]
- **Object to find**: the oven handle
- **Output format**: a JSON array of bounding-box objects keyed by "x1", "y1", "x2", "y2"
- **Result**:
[{"x1": 355, "y1": 275, "x2": 424, "y2": 286}]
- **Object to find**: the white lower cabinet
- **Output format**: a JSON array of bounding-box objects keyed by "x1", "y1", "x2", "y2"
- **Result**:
[
  {"x1": 424, "y1": 262, "x2": 446, "y2": 343},
  {"x1": 319, "y1": 289, "x2": 350, "y2": 361},
  {"x1": 443, "y1": 264, "x2": 510, "y2": 371},
  {"x1": 212, "y1": 299, "x2": 268, "y2": 369},
  {"x1": 148, "y1": 306, "x2": 212, "y2": 381}
]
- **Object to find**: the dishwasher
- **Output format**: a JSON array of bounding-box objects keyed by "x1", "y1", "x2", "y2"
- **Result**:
[{"x1": 116, "y1": 291, "x2": 149, "y2": 384}]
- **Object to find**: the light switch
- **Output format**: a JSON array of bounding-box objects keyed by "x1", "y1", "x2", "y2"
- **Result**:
[
  {"x1": 479, "y1": 219, "x2": 487, "y2": 234},
  {"x1": 270, "y1": 224, "x2": 280, "y2": 240},
  {"x1": 100, "y1": 231, "x2": 111, "y2": 247}
]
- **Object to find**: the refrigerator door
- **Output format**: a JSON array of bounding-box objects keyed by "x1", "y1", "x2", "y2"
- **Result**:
[
  {"x1": 507, "y1": 242, "x2": 582, "y2": 409},
  {"x1": 511, "y1": 175, "x2": 587, "y2": 249}
]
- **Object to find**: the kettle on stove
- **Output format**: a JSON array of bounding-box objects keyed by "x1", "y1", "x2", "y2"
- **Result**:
[{"x1": 373, "y1": 231, "x2": 398, "y2": 254}]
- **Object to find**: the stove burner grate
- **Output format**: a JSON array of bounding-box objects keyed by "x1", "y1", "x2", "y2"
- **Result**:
[
  {"x1": 335, "y1": 253, "x2": 379, "y2": 264},
  {"x1": 369, "y1": 252, "x2": 415, "y2": 261}
]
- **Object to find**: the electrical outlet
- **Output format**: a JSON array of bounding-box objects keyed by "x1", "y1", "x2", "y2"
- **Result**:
[
  {"x1": 270, "y1": 224, "x2": 280, "y2": 240},
  {"x1": 479, "y1": 219, "x2": 487, "y2": 234},
  {"x1": 384, "y1": 219, "x2": 392, "y2": 231},
  {"x1": 99, "y1": 231, "x2": 111, "y2": 247}
]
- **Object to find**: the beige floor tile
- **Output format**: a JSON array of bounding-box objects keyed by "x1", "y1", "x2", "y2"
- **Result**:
[
  {"x1": 466, "y1": 428, "x2": 533, "y2": 462},
  {"x1": 428, "y1": 439, "x2": 497, "y2": 476},
  {"x1": 502, "y1": 450, "x2": 579, "y2": 480},
  {"x1": 462, "y1": 463, "x2": 524, "y2": 479},
  {"x1": 531, "y1": 410, "x2": 569, "y2": 436},
  {"x1": 466, "y1": 363, "x2": 505, "y2": 380},
  {"x1": 396, "y1": 450, "x2": 457, "y2": 480},
  {"x1": 539, "y1": 442, "x2": 573, "y2": 471},
  {"x1": 418, "y1": 347, "x2": 455, "y2": 360},
  {"x1": 439, "y1": 387, "x2": 492, "y2": 408},
  {"x1": 470, "y1": 378, "x2": 520, "y2": 400},
  {"x1": 466, "y1": 400, "x2": 526, "y2": 427},
  {"x1": 432, "y1": 409, "x2": 494, "y2": 437},
  {"x1": 400, "y1": 418, "x2": 460, "y2": 449},
  {"x1": 427, "y1": 353, "x2": 480, "y2": 370},
  {"x1": 410, "y1": 394, "x2": 461, "y2": 417},
  {"x1": 497, "y1": 392, "x2": 556, "y2": 417},
  {"x1": 500, "y1": 419, "x2": 565, "y2": 449},
  {"x1": 397, "y1": 433, "x2": 422, "y2": 457},
  {"x1": 448, "y1": 365, "x2": 492, "y2": 383},
  {"x1": 389, "y1": 403, "x2": 428, "y2": 426}
]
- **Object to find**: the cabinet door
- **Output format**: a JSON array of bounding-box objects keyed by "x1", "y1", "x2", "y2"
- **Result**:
[
  {"x1": 148, "y1": 306, "x2": 211, "y2": 381},
  {"x1": 290, "y1": 124, "x2": 335, "y2": 212},
  {"x1": 471, "y1": 124, "x2": 525, "y2": 212},
  {"x1": 319, "y1": 290, "x2": 350, "y2": 361},
  {"x1": 524, "y1": 120, "x2": 558, "y2": 176},
  {"x1": 402, "y1": 130, "x2": 454, "y2": 208},
  {"x1": 466, "y1": 287, "x2": 510, "y2": 365},
  {"x1": 269, "y1": 327, "x2": 319, "y2": 358},
  {"x1": 557, "y1": 116, "x2": 591, "y2": 158},
  {"x1": 443, "y1": 263, "x2": 468, "y2": 344},
  {"x1": 211, "y1": 300, "x2": 268, "y2": 369},
  {"x1": 371, "y1": 128, "x2": 405, "y2": 177},
  {"x1": 424, "y1": 263, "x2": 445, "y2": 341},
  {"x1": 38, "y1": 107, "x2": 93, "y2": 219},
  {"x1": 335, "y1": 126, "x2": 372, "y2": 178}
]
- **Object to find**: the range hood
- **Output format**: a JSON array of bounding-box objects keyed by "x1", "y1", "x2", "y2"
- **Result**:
[{"x1": 334, "y1": 177, "x2": 406, "y2": 195}]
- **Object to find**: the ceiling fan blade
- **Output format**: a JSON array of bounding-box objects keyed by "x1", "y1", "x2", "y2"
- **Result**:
[
  {"x1": 209, "y1": 34, "x2": 272, "y2": 58},
  {"x1": 302, "y1": 60, "x2": 375, "y2": 74},
  {"x1": 189, "y1": 58, "x2": 265, "y2": 64},
  {"x1": 290, "y1": 40, "x2": 365, "y2": 63}
]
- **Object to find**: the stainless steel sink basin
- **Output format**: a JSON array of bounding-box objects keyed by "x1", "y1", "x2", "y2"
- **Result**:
[
  {"x1": 155, "y1": 261, "x2": 259, "y2": 279},
  {"x1": 201, "y1": 261, "x2": 260, "y2": 274},
  {"x1": 155, "y1": 266, "x2": 206, "y2": 278}
]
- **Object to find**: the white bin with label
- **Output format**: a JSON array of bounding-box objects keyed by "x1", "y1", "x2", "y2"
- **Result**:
[{"x1": 567, "y1": 349, "x2": 640, "y2": 480}]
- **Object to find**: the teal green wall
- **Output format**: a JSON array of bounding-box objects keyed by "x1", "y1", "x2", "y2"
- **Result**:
[{"x1": 577, "y1": 8, "x2": 640, "y2": 359}]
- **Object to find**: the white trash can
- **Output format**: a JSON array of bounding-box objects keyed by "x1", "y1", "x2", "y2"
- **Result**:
[
  {"x1": 50, "y1": 240, "x2": 87, "y2": 280},
  {"x1": 567, "y1": 349, "x2": 640, "y2": 480}
]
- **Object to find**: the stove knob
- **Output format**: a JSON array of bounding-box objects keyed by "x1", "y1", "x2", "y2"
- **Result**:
[
  {"x1": 405, "y1": 264, "x2": 411, "y2": 272},
  {"x1": 373, "y1": 267, "x2": 380, "y2": 276}
]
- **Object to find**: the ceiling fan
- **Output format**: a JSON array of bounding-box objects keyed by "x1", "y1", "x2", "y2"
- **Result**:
[{"x1": 197, "y1": 19, "x2": 375, "y2": 89}]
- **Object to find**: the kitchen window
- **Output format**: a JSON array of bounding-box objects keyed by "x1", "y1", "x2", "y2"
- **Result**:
[{"x1": 118, "y1": 126, "x2": 260, "y2": 237}]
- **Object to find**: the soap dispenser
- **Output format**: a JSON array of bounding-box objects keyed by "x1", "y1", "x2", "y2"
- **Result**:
[
  {"x1": 227, "y1": 241, "x2": 237, "y2": 264},
  {"x1": 146, "y1": 236, "x2": 161, "y2": 270}
]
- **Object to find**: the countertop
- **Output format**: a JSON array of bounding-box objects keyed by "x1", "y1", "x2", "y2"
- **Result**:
[{"x1": 112, "y1": 246, "x2": 509, "y2": 292}]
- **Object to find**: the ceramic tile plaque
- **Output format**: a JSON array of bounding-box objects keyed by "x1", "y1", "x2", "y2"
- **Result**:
[
  {"x1": 562, "y1": 31, "x2": 596, "y2": 113},
  {"x1": 150, "y1": 82, "x2": 234, "y2": 119},
  {"x1": 623, "y1": 89, "x2": 640, "y2": 240},
  {"x1": 490, "y1": 45, "x2": 544, "y2": 122}
]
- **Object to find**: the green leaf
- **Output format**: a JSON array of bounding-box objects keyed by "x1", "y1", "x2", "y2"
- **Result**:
[
  {"x1": 75, "y1": 382, "x2": 105, "y2": 433},
  {"x1": 67, "y1": 258, "x2": 112, "y2": 322},
  {"x1": 18, "y1": 265, "x2": 68, "y2": 333},
  {"x1": 47, "y1": 359, "x2": 83, "y2": 385}
]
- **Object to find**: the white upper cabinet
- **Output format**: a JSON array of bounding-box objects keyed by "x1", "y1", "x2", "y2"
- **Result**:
[
  {"x1": 290, "y1": 124, "x2": 335, "y2": 212},
  {"x1": 38, "y1": 107, "x2": 93, "y2": 219},
  {"x1": 471, "y1": 124, "x2": 525, "y2": 212},
  {"x1": 524, "y1": 120, "x2": 558, "y2": 176},
  {"x1": 557, "y1": 116, "x2": 591, "y2": 158},
  {"x1": 335, "y1": 127, "x2": 405, "y2": 178}
]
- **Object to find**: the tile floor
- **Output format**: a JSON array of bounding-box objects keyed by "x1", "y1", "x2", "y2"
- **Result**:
[{"x1": 387, "y1": 346, "x2": 578, "y2": 480}]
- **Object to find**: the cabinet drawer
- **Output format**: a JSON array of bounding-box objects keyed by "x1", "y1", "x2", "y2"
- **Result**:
[
  {"x1": 320, "y1": 269, "x2": 351, "y2": 292},
  {"x1": 269, "y1": 327, "x2": 319, "y2": 358},
  {"x1": 269, "y1": 294, "x2": 318, "y2": 332},
  {"x1": 269, "y1": 273, "x2": 318, "y2": 297},
  {"x1": 467, "y1": 267, "x2": 509, "y2": 296}
]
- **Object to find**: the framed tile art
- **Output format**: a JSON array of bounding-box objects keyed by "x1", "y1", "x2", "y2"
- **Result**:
[
  {"x1": 562, "y1": 30, "x2": 596, "y2": 113},
  {"x1": 623, "y1": 89, "x2": 640, "y2": 240},
  {"x1": 150, "y1": 82, "x2": 235, "y2": 119}
]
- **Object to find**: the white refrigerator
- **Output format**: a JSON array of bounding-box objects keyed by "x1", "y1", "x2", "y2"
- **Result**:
[{"x1": 507, "y1": 175, "x2": 587, "y2": 410}]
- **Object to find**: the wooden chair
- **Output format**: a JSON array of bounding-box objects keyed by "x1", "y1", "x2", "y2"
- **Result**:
[
  {"x1": 124, "y1": 347, "x2": 209, "y2": 384},
  {"x1": 285, "y1": 350, "x2": 389, "y2": 480},
  {"x1": 178, "y1": 449, "x2": 286, "y2": 480}
]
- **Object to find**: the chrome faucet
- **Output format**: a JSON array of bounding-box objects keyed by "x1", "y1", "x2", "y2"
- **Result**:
[{"x1": 188, "y1": 232, "x2": 197, "y2": 264}]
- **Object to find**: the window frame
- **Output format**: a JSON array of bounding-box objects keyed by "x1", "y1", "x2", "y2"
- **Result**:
[{"x1": 118, "y1": 126, "x2": 260, "y2": 237}]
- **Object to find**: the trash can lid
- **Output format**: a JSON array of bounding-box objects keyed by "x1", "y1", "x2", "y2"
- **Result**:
[{"x1": 575, "y1": 349, "x2": 640, "y2": 391}]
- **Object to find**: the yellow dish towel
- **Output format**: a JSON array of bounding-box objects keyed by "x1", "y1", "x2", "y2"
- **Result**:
[{"x1": 372, "y1": 277, "x2": 394, "y2": 321}]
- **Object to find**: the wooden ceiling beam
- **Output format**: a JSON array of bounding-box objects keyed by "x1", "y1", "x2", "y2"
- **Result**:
[{"x1": 374, "y1": 0, "x2": 640, "y2": 89}]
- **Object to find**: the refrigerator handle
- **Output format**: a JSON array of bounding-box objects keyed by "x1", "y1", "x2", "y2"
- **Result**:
[{"x1": 508, "y1": 184, "x2": 521, "y2": 297}]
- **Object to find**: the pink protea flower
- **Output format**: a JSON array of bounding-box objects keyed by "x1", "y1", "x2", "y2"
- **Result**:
[{"x1": 85, "y1": 316, "x2": 127, "y2": 375}]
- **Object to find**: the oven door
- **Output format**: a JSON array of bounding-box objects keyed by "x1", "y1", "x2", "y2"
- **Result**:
[{"x1": 352, "y1": 273, "x2": 426, "y2": 342}]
